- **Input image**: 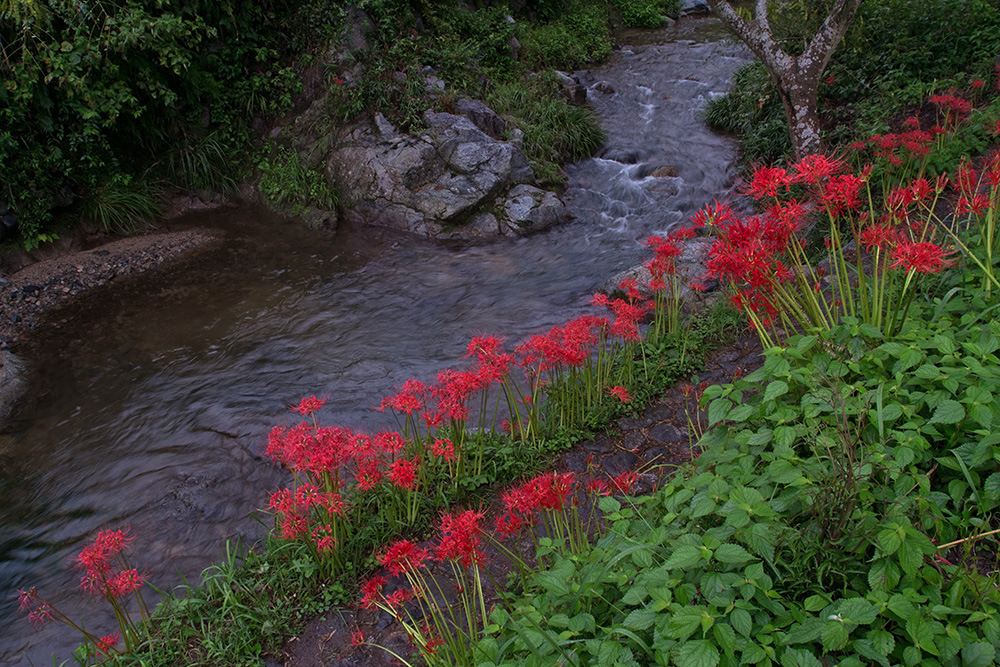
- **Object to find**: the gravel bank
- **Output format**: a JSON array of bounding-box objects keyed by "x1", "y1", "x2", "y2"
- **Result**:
[{"x1": 0, "y1": 230, "x2": 218, "y2": 349}]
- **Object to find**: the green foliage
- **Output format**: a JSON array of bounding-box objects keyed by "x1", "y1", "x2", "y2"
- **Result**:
[
  {"x1": 519, "y1": 1, "x2": 612, "y2": 71},
  {"x1": 612, "y1": 0, "x2": 679, "y2": 28},
  {"x1": 709, "y1": 0, "x2": 1000, "y2": 164},
  {"x1": 703, "y1": 61, "x2": 791, "y2": 164},
  {"x1": 257, "y1": 145, "x2": 338, "y2": 215},
  {"x1": 487, "y1": 77, "x2": 606, "y2": 185},
  {"x1": 126, "y1": 537, "x2": 347, "y2": 665},
  {"x1": 489, "y1": 274, "x2": 1000, "y2": 665},
  {"x1": 82, "y1": 176, "x2": 161, "y2": 235}
]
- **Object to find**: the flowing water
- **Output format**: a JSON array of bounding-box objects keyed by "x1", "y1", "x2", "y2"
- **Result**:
[{"x1": 0, "y1": 18, "x2": 747, "y2": 664}]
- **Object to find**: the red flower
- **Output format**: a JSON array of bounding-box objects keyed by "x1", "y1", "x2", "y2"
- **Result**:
[
  {"x1": 96, "y1": 633, "x2": 120, "y2": 655},
  {"x1": 609, "y1": 386, "x2": 632, "y2": 403},
  {"x1": 860, "y1": 224, "x2": 896, "y2": 252},
  {"x1": 820, "y1": 173, "x2": 865, "y2": 216},
  {"x1": 434, "y1": 509, "x2": 486, "y2": 567},
  {"x1": 494, "y1": 512, "x2": 526, "y2": 539},
  {"x1": 360, "y1": 575, "x2": 387, "y2": 608},
  {"x1": 291, "y1": 395, "x2": 327, "y2": 416},
  {"x1": 106, "y1": 569, "x2": 144, "y2": 599},
  {"x1": 379, "y1": 540, "x2": 429, "y2": 575},
  {"x1": 379, "y1": 379, "x2": 427, "y2": 415},
  {"x1": 610, "y1": 471, "x2": 638, "y2": 495},
  {"x1": 958, "y1": 193, "x2": 992, "y2": 217},
  {"x1": 351, "y1": 630, "x2": 365, "y2": 646},
  {"x1": 390, "y1": 457, "x2": 419, "y2": 491},
  {"x1": 972, "y1": 79, "x2": 985, "y2": 90},
  {"x1": 431, "y1": 438, "x2": 456, "y2": 463},
  {"x1": 355, "y1": 458, "x2": 383, "y2": 491},
  {"x1": 745, "y1": 166, "x2": 791, "y2": 200},
  {"x1": 791, "y1": 153, "x2": 844, "y2": 184},
  {"x1": 890, "y1": 241, "x2": 953, "y2": 274},
  {"x1": 585, "y1": 478, "x2": 611, "y2": 496},
  {"x1": 374, "y1": 431, "x2": 406, "y2": 455}
]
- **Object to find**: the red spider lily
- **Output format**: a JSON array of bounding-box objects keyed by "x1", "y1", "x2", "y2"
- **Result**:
[
  {"x1": 360, "y1": 575, "x2": 387, "y2": 608},
  {"x1": 97, "y1": 633, "x2": 120, "y2": 655},
  {"x1": 374, "y1": 431, "x2": 406, "y2": 455},
  {"x1": 516, "y1": 315, "x2": 605, "y2": 372},
  {"x1": 379, "y1": 540, "x2": 429, "y2": 575},
  {"x1": 592, "y1": 292, "x2": 651, "y2": 342},
  {"x1": 351, "y1": 630, "x2": 365, "y2": 646},
  {"x1": 312, "y1": 524, "x2": 336, "y2": 554},
  {"x1": 585, "y1": 478, "x2": 612, "y2": 496},
  {"x1": 792, "y1": 153, "x2": 844, "y2": 184},
  {"x1": 860, "y1": 224, "x2": 897, "y2": 252},
  {"x1": 421, "y1": 622, "x2": 445, "y2": 654},
  {"x1": 434, "y1": 509, "x2": 486, "y2": 567},
  {"x1": 466, "y1": 334, "x2": 514, "y2": 387},
  {"x1": 431, "y1": 438, "x2": 456, "y2": 462},
  {"x1": 609, "y1": 386, "x2": 632, "y2": 403},
  {"x1": 929, "y1": 93, "x2": 972, "y2": 120},
  {"x1": 909, "y1": 177, "x2": 935, "y2": 203},
  {"x1": 745, "y1": 165, "x2": 792, "y2": 200},
  {"x1": 501, "y1": 484, "x2": 541, "y2": 518},
  {"x1": 972, "y1": 79, "x2": 985, "y2": 90},
  {"x1": 379, "y1": 379, "x2": 428, "y2": 415},
  {"x1": 958, "y1": 193, "x2": 992, "y2": 218},
  {"x1": 105, "y1": 570, "x2": 144, "y2": 599},
  {"x1": 891, "y1": 241, "x2": 954, "y2": 274},
  {"x1": 494, "y1": 511, "x2": 527, "y2": 538},
  {"x1": 385, "y1": 587, "x2": 415, "y2": 610},
  {"x1": 610, "y1": 471, "x2": 638, "y2": 495},
  {"x1": 355, "y1": 458, "x2": 383, "y2": 491},
  {"x1": 430, "y1": 368, "x2": 479, "y2": 422},
  {"x1": 76, "y1": 528, "x2": 133, "y2": 577},
  {"x1": 690, "y1": 199, "x2": 735, "y2": 229},
  {"x1": 524, "y1": 472, "x2": 576, "y2": 511},
  {"x1": 820, "y1": 173, "x2": 866, "y2": 216},
  {"x1": 390, "y1": 458, "x2": 419, "y2": 491},
  {"x1": 290, "y1": 395, "x2": 327, "y2": 416}
]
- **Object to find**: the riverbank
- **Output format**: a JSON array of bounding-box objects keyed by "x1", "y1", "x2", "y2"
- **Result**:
[{"x1": 0, "y1": 229, "x2": 220, "y2": 349}]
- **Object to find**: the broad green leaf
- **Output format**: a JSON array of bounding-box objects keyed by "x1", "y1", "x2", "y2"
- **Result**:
[
  {"x1": 929, "y1": 399, "x2": 965, "y2": 424},
  {"x1": 568, "y1": 613, "x2": 595, "y2": 633},
  {"x1": 623, "y1": 609, "x2": 657, "y2": 631},
  {"x1": 764, "y1": 380, "x2": 789, "y2": 402},
  {"x1": 669, "y1": 606, "x2": 710, "y2": 641},
  {"x1": 804, "y1": 594, "x2": 830, "y2": 612},
  {"x1": 728, "y1": 404, "x2": 755, "y2": 422},
  {"x1": 713, "y1": 623, "x2": 736, "y2": 655},
  {"x1": 854, "y1": 639, "x2": 891, "y2": 667},
  {"x1": 781, "y1": 648, "x2": 822, "y2": 667},
  {"x1": 665, "y1": 545, "x2": 704, "y2": 570},
  {"x1": 961, "y1": 642, "x2": 995, "y2": 667},
  {"x1": 708, "y1": 398, "x2": 732, "y2": 425},
  {"x1": 867, "y1": 628, "x2": 895, "y2": 656},
  {"x1": 714, "y1": 543, "x2": 753, "y2": 565},
  {"x1": 676, "y1": 640, "x2": 720, "y2": 667},
  {"x1": 839, "y1": 597, "x2": 880, "y2": 625},
  {"x1": 729, "y1": 608, "x2": 753, "y2": 637},
  {"x1": 822, "y1": 620, "x2": 849, "y2": 652},
  {"x1": 784, "y1": 618, "x2": 825, "y2": 644}
]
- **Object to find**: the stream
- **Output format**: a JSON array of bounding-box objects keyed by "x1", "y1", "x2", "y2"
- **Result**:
[{"x1": 0, "y1": 17, "x2": 747, "y2": 664}]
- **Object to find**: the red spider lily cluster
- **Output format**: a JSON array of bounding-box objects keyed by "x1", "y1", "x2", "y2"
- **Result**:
[
  {"x1": 18, "y1": 528, "x2": 149, "y2": 656},
  {"x1": 694, "y1": 147, "x2": 959, "y2": 343}
]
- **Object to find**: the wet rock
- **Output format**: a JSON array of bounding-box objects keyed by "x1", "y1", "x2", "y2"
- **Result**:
[
  {"x1": 330, "y1": 109, "x2": 550, "y2": 240},
  {"x1": 593, "y1": 80, "x2": 616, "y2": 95},
  {"x1": 553, "y1": 70, "x2": 588, "y2": 106},
  {"x1": 623, "y1": 430, "x2": 645, "y2": 451},
  {"x1": 681, "y1": 0, "x2": 711, "y2": 15},
  {"x1": 649, "y1": 422, "x2": 686, "y2": 444},
  {"x1": 0, "y1": 350, "x2": 27, "y2": 421},
  {"x1": 603, "y1": 451, "x2": 638, "y2": 475},
  {"x1": 501, "y1": 184, "x2": 573, "y2": 235},
  {"x1": 650, "y1": 165, "x2": 679, "y2": 178},
  {"x1": 454, "y1": 98, "x2": 507, "y2": 140}
]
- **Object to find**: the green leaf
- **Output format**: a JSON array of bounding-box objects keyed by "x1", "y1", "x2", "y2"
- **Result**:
[
  {"x1": 854, "y1": 639, "x2": 891, "y2": 667},
  {"x1": 764, "y1": 380, "x2": 789, "y2": 402},
  {"x1": 838, "y1": 597, "x2": 880, "y2": 625},
  {"x1": 623, "y1": 609, "x2": 657, "y2": 631},
  {"x1": 669, "y1": 607, "x2": 710, "y2": 641},
  {"x1": 784, "y1": 618, "x2": 825, "y2": 645},
  {"x1": 930, "y1": 399, "x2": 965, "y2": 424},
  {"x1": 804, "y1": 594, "x2": 830, "y2": 612},
  {"x1": 728, "y1": 404, "x2": 755, "y2": 422},
  {"x1": 676, "y1": 640, "x2": 720, "y2": 667},
  {"x1": 730, "y1": 608, "x2": 753, "y2": 637},
  {"x1": 822, "y1": 620, "x2": 849, "y2": 652},
  {"x1": 665, "y1": 545, "x2": 704, "y2": 570},
  {"x1": 961, "y1": 642, "x2": 995, "y2": 667},
  {"x1": 713, "y1": 623, "x2": 736, "y2": 655},
  {"x1": 781, "y1": 648, "x2": 822, "y2": 667},
  {"x1": 568, "y1": 613, "x2": 595, "y2": 633},
  {"x1": 868, "y1": 629, "x2": 895, "y2": 657},
  {"x1": 708, "y1": 398, "x2": 732, "y2": 425},
  {"x1": 714, "y1": 543, "x2": 753, "y2": 565}
]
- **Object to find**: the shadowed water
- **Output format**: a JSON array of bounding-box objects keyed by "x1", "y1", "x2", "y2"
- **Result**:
[{"x1": 0, "y1": 17, "x2": 747, "y2": 664}]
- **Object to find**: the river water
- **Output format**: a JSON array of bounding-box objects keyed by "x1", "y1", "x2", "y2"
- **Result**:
[{"x1": 0, "y1": 17, "x2": 747, "y2": 664}]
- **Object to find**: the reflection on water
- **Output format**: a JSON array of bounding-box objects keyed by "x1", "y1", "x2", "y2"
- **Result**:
[{"x1": 0, "y1": 18, "x2": 747, "y2": 664}]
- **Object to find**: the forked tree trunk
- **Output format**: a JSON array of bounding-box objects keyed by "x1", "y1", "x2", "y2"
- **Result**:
[{"x1": 706, "y1": 0, "x2": 865, "y2": 160}]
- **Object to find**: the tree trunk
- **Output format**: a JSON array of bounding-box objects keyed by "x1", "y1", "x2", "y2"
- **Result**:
[{"x1": 705, "y1": 0, "x2": 864, "y2": 159}]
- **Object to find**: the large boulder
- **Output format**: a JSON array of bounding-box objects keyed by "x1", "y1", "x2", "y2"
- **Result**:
[{"x1": 329, "y1": 107, "x2": 567, "y2": 240}]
